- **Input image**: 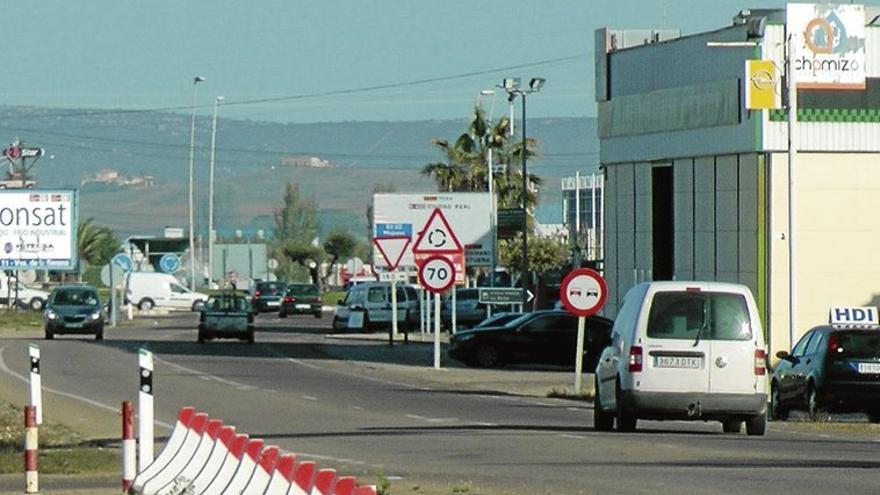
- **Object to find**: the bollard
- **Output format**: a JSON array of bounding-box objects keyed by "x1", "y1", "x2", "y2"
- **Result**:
[
  {"x1": 122, "y1": 401, "x2": 136, "y2": 492},
  {"x1": 28, "y1": 345, "x2": 42, "y2": 425},
  {"x1": 138, "y1": 348, "x2": 154, "y2": 471},
  {"x1": 24, "y1": 405, "x2": 38, "y2": 494}
]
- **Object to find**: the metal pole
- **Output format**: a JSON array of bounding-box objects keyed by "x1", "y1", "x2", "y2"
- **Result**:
[
  {"x1": 110, "y1": 266, "x2": 117, "y2": 327},
  {"x1": 391, "y1": 278, "x2": 398, "y2": 339},
  {"x1": 787, "y1": 33, "x2": 799, "y2": 349},
  {"x1": 433, "y1": 292, "x2": 441, "y2": 369},
  {"x1": 489, "y1": 146, "x2": 496, "y2": 289},
  {"x1": 574, "y1": 316, "x2": 586, "y2": 394},
  {"x1": 591, "y1": 173, "x2": 598, "y2": 260},
  {"x1": 451, "y1": 287, "x2": 457, "y2": 334},
  {"x1": 521, "y1": 93, "x2": 529, "y2": 310},
  {"x1": 187, "y1": 77, "x2": 203, "y2": 291},
  {"x1": 208, "y1": 96, "x2": 222, "y2": 289}
]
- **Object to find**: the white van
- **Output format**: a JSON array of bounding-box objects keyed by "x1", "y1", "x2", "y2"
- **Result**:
[
  {"x1": 332, "y1": 282, "x2": 421, "y2": 332},
  {"x1": 0, "y1": 275, "x2": 50, "y2": 311},
  {"x1": 125, "y1": 272, "x2": 208, "y2": 311},
  {"x1": 594, "y1": 281, "x2": 768, "y2": 435}
]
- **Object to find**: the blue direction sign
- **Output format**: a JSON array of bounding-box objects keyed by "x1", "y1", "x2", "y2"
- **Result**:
[
  {"x1": 111, "y1": 253, "x2": 133, "y2": 273},
  {"x1": 375, "y1": 223, "x2": 413, "y2": 239},
  {"x1": 159, "y1": 253, "x2": 181, "y2": 273}
]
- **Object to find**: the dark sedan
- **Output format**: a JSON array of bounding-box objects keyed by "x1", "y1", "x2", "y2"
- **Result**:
[
  {"x1": 279, "y1": 283, "x2": 323, "y2": 318},
  {"x1": 43, "y1": 285, "x2": 104, "y2": 340},
  {"x1": 250, "y1": 281, "x2": 287, "y2": 313},
  {"x1": 449, "y1": 310, "x2": 613, "y2": 368},
  {"x1": 771, "y1": 324, "x2": 880, "y2": 422}
]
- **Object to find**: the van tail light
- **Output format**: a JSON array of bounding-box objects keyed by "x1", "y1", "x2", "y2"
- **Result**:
[
  {"x1": 283, "y1": 296, "x2": 296, "y2": 303},
  {"x1": 754, "y1": 349, "x2": 766, "y2": 375},
  {"x1": 628, "y1": 346, "x2": 643, "y2": 372},
  {"x1": 828, "y1": 334, "x2": 841, "y2": 354},
  {"x1": 254, "y1": 290, "x2": 261, "y2": 298}
]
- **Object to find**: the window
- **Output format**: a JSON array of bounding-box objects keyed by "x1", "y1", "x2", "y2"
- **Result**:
[
  {"x1": 831, "y1": 330, "x2": 880, "y2": 358},
  {"x1": 405, "y1": 287, "x2": 418, "y2": 302},
  {"x1": 290, "y1": 285, "x2": 318, "y2": 296},
  {"x1": 367, "y1": 287, "x2": 386, "y2": 304},
  {"x1": 170, "y1": 283, "x2": 188, "y2": 294},
  {"x1": 791, "y1": 331, "x2": 815, "y2": 357},
  {"x1": 646, "y1": 291, "x2": 752, "y2": 341},
  {"x1": 526, "y1": 315, "x2": 575, "y2": 332},
  {"x1": 805, "y1": 331, "x2": 825, "y2": 355}
]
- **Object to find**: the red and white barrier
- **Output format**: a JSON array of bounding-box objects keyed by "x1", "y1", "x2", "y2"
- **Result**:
[
  {"x1": 335, "y1": 476, "x2": 357, "y2": 495},
  {"x1": 131, "y1": 407, "x2": 196, "y2": 493},
  {"x1": 311, "y1": 469, "x2": 337, "y2": 495},
  {"x1": 241, "y1": 445, "x2": 279, "y2": 494},
  {"x1": 24, "y1": 405, "x2": 38, "y2": 494},
  {"x1": 153, "y1": 418, "x2": 224, "y2": 495},
  {"x1": 141, "y1": 412, "x2": 210, "y2": 495},
  {"x1": 288, "y1": 460, "x2": 317, "y2": 495},
  {"x1": 264, "y1": 453, "x2": 297, "y2": 495},
  {"x1": 199, "y1": 433, "x2": 249, "y2": 494},
  {"x1": 355, "y1": 486, "x2": 378, "y2": 495},
  {"x1": 220, "y1": 438, "x2": 264, "y2": 494},
  {"x1": 122, "y1": 401, "x2": 136, "y2": 492},
  {"x1": 188, "y1": 425, "x2": 236, "y2": 493}
]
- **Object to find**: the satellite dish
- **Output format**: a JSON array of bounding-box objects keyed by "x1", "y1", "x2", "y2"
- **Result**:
[{"x1": 17, "y1": 270, "x2": 36, "y2": 284}]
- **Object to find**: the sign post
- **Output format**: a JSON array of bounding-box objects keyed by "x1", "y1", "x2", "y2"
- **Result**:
[
  {"x1": 418, "y1": 255, "x2": 456, "y2": 369},
  {"x1": 560, "y1": 268, "x2": 608, "y2": 395},
  {"x1": 374, "y1": 235, "x2": 411, "y2": 342},
  {"x1": 111, "y1": 253, "x2": 133, "y2": 327}
]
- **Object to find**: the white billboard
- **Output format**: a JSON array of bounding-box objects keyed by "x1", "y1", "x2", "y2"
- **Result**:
[
  {"x1": 787, "y1": 3, "x2": 866, "y2": 90},
  {"x1": 372, "y1": 193, "x2": 493, "y2": 269},
  {"x1": 0, "y1": 190, "x2": 78, "y2": 270}
]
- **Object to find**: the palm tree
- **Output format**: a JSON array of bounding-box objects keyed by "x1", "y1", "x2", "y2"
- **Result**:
[{"x1": 78, "y1": 218, "x2": 120, "y2": 267}]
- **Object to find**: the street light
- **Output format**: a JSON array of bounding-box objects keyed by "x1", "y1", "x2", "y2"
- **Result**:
[
  {"x1": 501, "y1": 77, "x2": 545, "y2": 309},
  {"x1": 208, "y1": 95, "x2": 224, "y2": 288},
  {"x1": 188, "y1": 76, "x2": 205, "y2": 291},
  {"x1": 477, "y1": 89, "x2": 497, "y2": 288}
]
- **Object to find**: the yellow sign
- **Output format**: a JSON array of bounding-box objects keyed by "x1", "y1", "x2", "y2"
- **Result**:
[{"x1": 745, "y1": 59, "x2": 780, "y2": 110}]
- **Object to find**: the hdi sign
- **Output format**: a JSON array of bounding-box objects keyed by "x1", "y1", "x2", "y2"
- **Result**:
[{"x1": 829, "y1": 306, "x2": 879, "y2": 326}]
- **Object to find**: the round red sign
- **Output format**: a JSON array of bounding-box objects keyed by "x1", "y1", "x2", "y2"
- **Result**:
[{"x1": 559, "y1": 268, "x2": 608, "y2": 317}]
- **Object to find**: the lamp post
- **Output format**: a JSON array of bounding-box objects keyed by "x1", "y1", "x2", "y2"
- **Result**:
[
  {"x1": 208, "y1": 95, "x2": 224, "y2": 288},
  {"x1": 477, "y1": 89, "x2": 497, "y2": 289},
  {"x1": 188, "y1": 76, "x2": 205, "y2": 291},
  {"x1": 501, "y1": 77, "x2": 545, "y2": 309}
]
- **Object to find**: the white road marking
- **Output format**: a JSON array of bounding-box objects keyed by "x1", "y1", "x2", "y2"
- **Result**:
[
  {"x1": 406, "y1": 413, "x2": 457, "y2": 423},
  {"x1": 567, "y1": 407, "x2": 581, "y2": 411},
  {"x1": 0, "y1": 346, "x2": 174, "y2": 429},
  {"x1": 154, "y1": 355, "x2": 257, "y2": 390},
  {"x1": 559, "y1": 434, "x2": 587, "y2": 440},
  {"x1": 301, "y1": 395, "x2": 318, "y2": 401}
]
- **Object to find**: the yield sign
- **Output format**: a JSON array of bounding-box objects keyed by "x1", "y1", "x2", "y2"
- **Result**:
[
  {"x1": 373, "y1": 236, "x2": 411, "y2": 271},
  {"x1": 412, "y1": 208, "x2": 463, "y2": 255}
]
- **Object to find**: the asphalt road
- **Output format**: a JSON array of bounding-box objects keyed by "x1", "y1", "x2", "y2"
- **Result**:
[{"x1": 1, "y1": 313, "x2": 879, "y2": 495}]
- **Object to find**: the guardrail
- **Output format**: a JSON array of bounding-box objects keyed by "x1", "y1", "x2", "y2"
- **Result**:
[{"x1": 130, "y1": 406, "x2": 376, "y2": 495}]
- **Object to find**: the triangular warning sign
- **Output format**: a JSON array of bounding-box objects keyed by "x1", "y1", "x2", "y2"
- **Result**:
[
  {"x1": 412, "y1": 208, "x2": 464, "y2": 254},
  {"x1": 373, "y1": 236, "x2": 411, "y2": 271}
]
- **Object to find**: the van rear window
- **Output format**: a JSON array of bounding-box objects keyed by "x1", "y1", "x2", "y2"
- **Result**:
[{"x1": 647, "y1": 291, "x2": 752, "y2": 341}]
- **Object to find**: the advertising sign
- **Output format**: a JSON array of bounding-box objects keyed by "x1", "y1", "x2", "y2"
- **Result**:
[
  {"x1": 0, "y1": 190, "x2": 78, "y2": 270},
  {"x1": 745, "y1": 60, "x2": 781, "y2": 110},
  {"x1": 787, "y1": 3, "x2": 866, "y2": 90},
  {"x1": 372, "y1": 193, "x2": 492, "y2": 268}
]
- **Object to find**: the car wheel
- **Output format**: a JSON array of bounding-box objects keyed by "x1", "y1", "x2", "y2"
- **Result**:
[
  {"x1": 806, "y1": 383, "x2": 823, "y2": 420},
  {"x1": 746, "y1": 411, "x2": 767, "y2": 436},
  {"x1": 593, "y1": 376, "x2": 614, "y2": 432},
  {"x1": 331, "y1": 316, "x2": 344, "y2": 333},
  {"x1": 44, "y1": 329, "x2": 53, "y2": 340},
  {"x1": 246, "y1": 330, "x2": 255, "y2": 344},
  {"x1": 722, "y1": 419, "x2": 742, "y2": 434},
  {"x1": 278, "y1": 311, "x2": 288, "y2": 318},
  {"x1": 197, "y1": 333, "x2": 206, "y2": 344},
  {"x1": 474, "y1": 344, "x2": 500, "y2": 368},
  {"x1": 615, "y1": 380, "x2": 637, "y2": 432},
  {"x1": 138, "y1": 298, "x2": 155, "y2": 311},
  {"x1": 95, "y1": 329, "x2": 104, "y2": 341},
  {"x1": 770, "y1": 383, "x2": 788, "y2": 421},
  {"x1": 191, "y1": 300, "x2": 204, "y2": 312},
  {"x1": 29, "y1": 298, "x2": 44, "y2": 312},
  {"x1": 314, "y1": 311, "x2": 323, "y2": 319}
]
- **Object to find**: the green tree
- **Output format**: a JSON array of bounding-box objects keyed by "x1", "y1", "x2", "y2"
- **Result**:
[
  {"x1": 273, "y1": 182, "x2": 318, "y2": 244},
  {"x1": 77, "y1": 218, "x2": 120, "y2": 267},
  {"x1": 278, "y1": 240, "x2": 323, "y2": 285},
  {"x1": 322, "y1": 229, "x2": 358, "y2": 288},
  {"x1": 499, "y1": 233, "x2": 569, "y2": 309}
]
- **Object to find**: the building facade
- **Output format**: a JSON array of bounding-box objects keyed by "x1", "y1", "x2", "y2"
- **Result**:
[
  {"x1": 596, "y1": 6, "x2": 880, "y2": 356},
  {"x1": 561, "y1": 173, "x2": 604, "y2": 262}
]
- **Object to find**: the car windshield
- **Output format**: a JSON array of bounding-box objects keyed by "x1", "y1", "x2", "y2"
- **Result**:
[
  {"x1": 646, "y1": 291, "x2": 752, "y2": 341},
  {"x1": 831, "y1": 330, "x2": 880, "y2": 358},
  {"x1": 207, "y1": 294, "x2": 250, "y2": 312},
  {"x1": 503, "y1": 313, "x2": 542, "y2": 328},
  {"x1": 257, "y1": 282, "x2": 285, "y2": 294},
  {"x1": 54, "y1": 289, "x2": 99, "y2": 307},
  {"x1": 289, "y1": 285, "x2": 319, "y2": 296}
]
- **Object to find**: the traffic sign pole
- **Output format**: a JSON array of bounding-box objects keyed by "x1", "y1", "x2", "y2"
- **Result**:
[
  {"x1": 434, "y1": 292, "x2": 441, "y2": 369},
  {"x1": 559, "y1": 268, "x2": 608, "y2": 396},
  {"x1": 574, "y1": 316, "x2": 586, "y2": 394},
  {"x1": 391, "y1": 279, "x2": 398, "y2": 340}
]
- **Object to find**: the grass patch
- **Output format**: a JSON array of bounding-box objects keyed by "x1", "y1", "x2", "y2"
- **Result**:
[
  {"x1": 323, "y1": 290, "x2": 346, "y2": 306},
  {"x1": 547, "y1": 387, "x2": 594, "y2": 402},
  {"x1": 0, "y1": 401, "x2": 117, "y2": 475},
  {"x1": 0, "y1": 309, "x2": 43, "y2": 332}
]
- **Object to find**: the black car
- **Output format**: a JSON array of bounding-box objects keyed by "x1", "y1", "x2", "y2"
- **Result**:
[
  {"x1": 771, "y1": 325, "x2": 880, "y2": 422},
  {"x1": 449, "y1": 310, "x2": 613, "y2": 368},
  {"x1": 250, "y1": 281, "x2": 287, "y2": 313},
  {"x1": 279, "y1": 283, "x2": 323, "y2": 318},
  {"x1": 43, "y1": 285, "x2": 104, "y2": 340}
]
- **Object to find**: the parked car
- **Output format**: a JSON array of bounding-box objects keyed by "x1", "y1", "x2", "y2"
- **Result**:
[
  {"x1": 198, "y1": 292, "x2": 255, "y2": 343},
  {"x1": 279, "y1": 283, "x2": 323, "y2": 318},
  {"x1": 771, "y1": 323, "x2": 880, "y2": 422},
  {"x1": 332, "y1": 282, "x2": 420, "y2": 332},
  {"x1": 43, "y1": 285, "x2": 104, "y2": 340},
  {"x1": 472, "y1": 312, "x2": 523, "y2": 329},
  {"x1": 594, "y1": 281, "x2": 768, "y2": 435},
  {"x1": 125, "y1": 272, "x2": 208, "y2": 311},
  {"x1": 0, "y1": 275, "x2": 49, "y2": 311},
  {"x1": 441, "y1": 288, "x2": 488, "y2": 329},
  {"x1": 250, "y1": 281, "x2": 287, "y2": 313},
  {"x1": 448, "y1": 310, "x2": 613, "y2": 369}
]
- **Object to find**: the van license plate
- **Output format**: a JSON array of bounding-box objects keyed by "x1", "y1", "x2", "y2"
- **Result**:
[
  {"x1": 858, "y1": 362, "x2": 880, "y2": 374},
  {"x1": 655, "y1": 356, "x2": 701, "y2": 369}
]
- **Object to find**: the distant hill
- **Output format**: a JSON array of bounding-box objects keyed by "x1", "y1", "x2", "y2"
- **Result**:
[{"x1": 0, "y1": 106, "x2": 598, "y2": 238}]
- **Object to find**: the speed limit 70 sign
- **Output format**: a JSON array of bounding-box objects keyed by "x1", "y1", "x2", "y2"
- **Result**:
[{"x1": 418, "y1": 255, "x2": 456, "y2": 293}]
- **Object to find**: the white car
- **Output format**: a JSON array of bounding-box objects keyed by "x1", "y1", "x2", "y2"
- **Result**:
[
  {"x1": 0, "y1": 275, "x2": 49, "y2": 311},
  {"x1": 124, "y1": 272, "x2": 208, "y2": 311},
  {"x1": 594, "y1": 281, "x2": 768, "y2": 435}
]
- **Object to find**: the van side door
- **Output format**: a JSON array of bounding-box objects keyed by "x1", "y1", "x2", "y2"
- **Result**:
[
  {"x1": 706, "y1": 292, "x2": 761, "y2": 395},
  {"x1": 366, "y1": 286, "x2": 390, "y2": 324}
]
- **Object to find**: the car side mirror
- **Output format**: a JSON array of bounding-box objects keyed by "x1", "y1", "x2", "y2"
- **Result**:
[{"x1": 775, "y1": 350, "x2": 797, "y2": 363}]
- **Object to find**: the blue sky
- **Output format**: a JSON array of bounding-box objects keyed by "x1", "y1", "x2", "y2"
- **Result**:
[{"x1": 0, "y1": 0, "x2": 857, "y2": 123}]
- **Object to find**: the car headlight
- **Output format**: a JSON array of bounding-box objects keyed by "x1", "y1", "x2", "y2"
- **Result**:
[
  {"x1": 46, "y1": 310, "x2": 57, "y2": 320},
  {"x1": 90, "y1": 311, "x2": 102, "y2": 321}
]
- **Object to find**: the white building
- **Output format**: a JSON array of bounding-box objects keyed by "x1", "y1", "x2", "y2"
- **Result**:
[{"x1": 596, "y1": 5, "x2": 880, "y2": 356}]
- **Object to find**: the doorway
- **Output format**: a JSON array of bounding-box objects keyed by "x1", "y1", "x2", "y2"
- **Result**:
[{"x1": 652, "y1": 165, "x2": 674, "y2": 280}]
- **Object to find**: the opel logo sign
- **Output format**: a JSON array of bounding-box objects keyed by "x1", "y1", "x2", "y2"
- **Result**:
[{"x1": 715, "y1": 356, "x2": 728, "y2": 368}]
